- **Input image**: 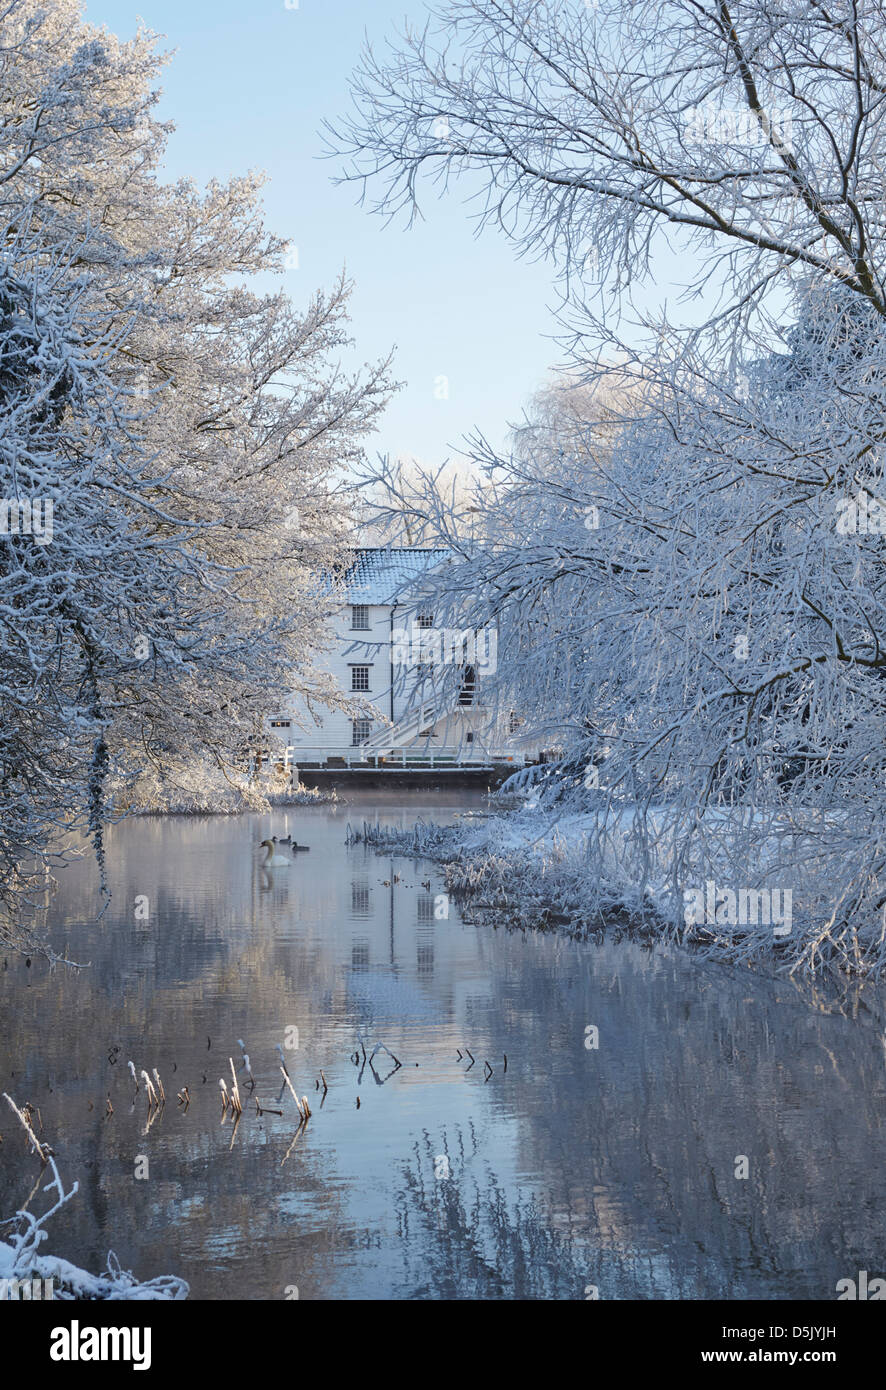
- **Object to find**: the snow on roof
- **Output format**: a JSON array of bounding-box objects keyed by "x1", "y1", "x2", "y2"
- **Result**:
[{"x1": 339, "y1": 547, "x2": 451, "y2": 605}]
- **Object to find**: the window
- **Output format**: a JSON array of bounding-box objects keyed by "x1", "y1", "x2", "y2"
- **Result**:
[
  {"x1": 465, "y1": 731, "x2": 474, "y2": 744},
  {"x1": 509, "y1": 711, "x2": 524, "y2": 735},
  {"x1": 417, "y1": 931, "x2": 434, "y2": 977},
  {"x1": 351, "y1": 882, "x2": 370, "y2": 916},
  {"x1": 270, "y1": 719, "x2": 291, "y2": 729},
  {"x1": 458, "y1": 664, "x2": 477, "y2": 706},
  {"x1": 351, "y1": 666, "x2": 370, "y2": 692},
  {"x1": 351, "y1": 604, "x2": 370, "y2": 630},
  {"x1": 352, "y1": 718, "x2": 372, "y2": 746},
  {"x1": 416, "y1": 619, "x2": 438, "y2": 668}
]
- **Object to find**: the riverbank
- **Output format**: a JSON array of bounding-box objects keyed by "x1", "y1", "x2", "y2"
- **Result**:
[
  {"x1": 349, "y1": 797, "x2": 886, "y2": 982},
  {"x1": 108, "y1": 761, "x2": 337, "y2": 816},
  {"x1": 111, "y1": 763, "x2": 513, "y2": 811}
]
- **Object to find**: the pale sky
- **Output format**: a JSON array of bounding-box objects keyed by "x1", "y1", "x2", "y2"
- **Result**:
[{"x1": 85, "y1": 0, "x2": 567, "y2": 471}]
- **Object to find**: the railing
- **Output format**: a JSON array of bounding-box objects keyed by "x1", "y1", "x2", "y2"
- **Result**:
[
  {"x1": 357, "y1": 702, "x2": 444, "y2": 753},
  {"x1": 357, "y1": 695, "x2": 490, "y2": 755},
  {"x1": 347, "y1": 750, "x2": 494, "y2": 769},
  {"x1": 295, "y1": 748, "x2": 530, "y2": 770}
]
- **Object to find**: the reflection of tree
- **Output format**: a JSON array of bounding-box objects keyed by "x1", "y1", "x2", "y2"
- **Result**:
[
  {"x1": 393, "y1": 1130, "x2": 590, "y2": 1300},
  {"x1": 6, "y1": 806, "x2": 884, "y2": 1300},
  {"x1": 474, "y1": 936, "x2": 886, "y2": 1299},
  {"x1": 0, "y1": 814, "x2": 352, "y2": 1299}
]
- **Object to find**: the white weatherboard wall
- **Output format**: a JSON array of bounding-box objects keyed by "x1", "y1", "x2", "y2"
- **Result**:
[{"x1": 266, "y1": 548, "x2": 539, "y2": 766}]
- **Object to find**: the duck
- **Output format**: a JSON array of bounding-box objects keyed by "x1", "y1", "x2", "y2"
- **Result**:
[
  {"x1": 291, "y1": 841, "x2": 310, "y2": 853},
  {"x1": 274, "y1": 835, "x2": 293, "y2": 845},
  {"x1": 260, "y1": 840, "x2": 291, "y2": 867}
]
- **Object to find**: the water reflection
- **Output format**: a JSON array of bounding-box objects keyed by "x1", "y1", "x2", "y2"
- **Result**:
[{"x1": 0, "y1": 793, "x2": 884, "y2": 1300}]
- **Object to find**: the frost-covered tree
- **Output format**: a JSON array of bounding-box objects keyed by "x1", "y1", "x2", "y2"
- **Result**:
[
  {"x1": 332, "y1": 0, "x2": 886, "y2": 318},
  {"x1": 0, "y1": 0, "x2": 394, "y2": 950},
  {"x1": 333, "y1": 0, "x2": 886, "y2": 976}
]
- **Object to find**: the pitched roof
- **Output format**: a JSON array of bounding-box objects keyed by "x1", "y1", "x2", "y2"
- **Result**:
[{"x1": 339, "y1": 547, "x2": 451, "y2": 605}]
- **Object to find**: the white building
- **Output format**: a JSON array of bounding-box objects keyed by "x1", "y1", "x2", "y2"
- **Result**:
[{"x1": 266, "y1": 547, "x2": 539, "y2": 769}]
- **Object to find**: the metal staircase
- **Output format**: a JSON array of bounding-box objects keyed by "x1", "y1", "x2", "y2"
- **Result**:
[{"x1": 357, "y1": 698, "x2": 452, "y2": 755}]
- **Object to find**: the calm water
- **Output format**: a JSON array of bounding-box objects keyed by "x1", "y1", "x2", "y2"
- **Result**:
[{"x1": 1, "y1": 792, "x2": 885, "y2": 1301}]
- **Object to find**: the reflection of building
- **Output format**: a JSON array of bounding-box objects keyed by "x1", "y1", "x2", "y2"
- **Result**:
[
  {"x1": 339, "y1": 856, "x2": 487, "y2": 1029},
  {"x1": 268, "y1": 547, "x2": 541, "y2": 769}
]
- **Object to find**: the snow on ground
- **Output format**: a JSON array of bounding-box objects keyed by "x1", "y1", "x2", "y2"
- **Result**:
[
  {"x1": 109, "y1": 759, "x2": 336, "y2": 816},
  {"x1": 350, "y1": 786, "x2": 885, "y2": 978}
]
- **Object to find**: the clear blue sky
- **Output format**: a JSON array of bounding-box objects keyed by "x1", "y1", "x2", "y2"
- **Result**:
[{"x1": 85, "y1": 0, "x2": 565, "y2": 470}]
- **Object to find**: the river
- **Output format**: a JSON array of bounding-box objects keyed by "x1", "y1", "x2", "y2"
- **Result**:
[{"x1": 1, "y1": 792, "x2": 884, "y2": 1300}]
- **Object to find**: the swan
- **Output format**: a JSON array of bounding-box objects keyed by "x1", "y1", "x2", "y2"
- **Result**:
[{"x1": 260, "y1": 839, "x2": 291, "y2": 867}]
